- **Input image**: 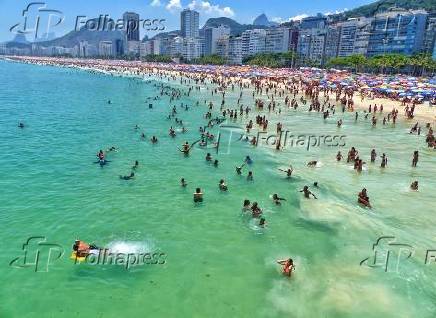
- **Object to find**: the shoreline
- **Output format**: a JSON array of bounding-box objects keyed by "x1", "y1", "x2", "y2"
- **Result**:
[{"x1": 3, "y1": 55, "x2": 435, "y2": 123}]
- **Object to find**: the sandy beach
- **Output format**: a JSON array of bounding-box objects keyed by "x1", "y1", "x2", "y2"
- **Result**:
[{"x1": 3, "y1": 55, "x2": 435, "y2": 123}]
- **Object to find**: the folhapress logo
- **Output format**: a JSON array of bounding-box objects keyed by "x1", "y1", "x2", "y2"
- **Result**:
[
  {"x1": 9, "y1": 2, "x2": 64, "y2": 40},
  {"x1": 9, "y1": 236, "x2": 64, "y2": 272}
]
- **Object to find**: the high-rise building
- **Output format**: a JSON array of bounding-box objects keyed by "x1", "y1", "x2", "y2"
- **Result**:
[
  {"x1": 204, "y1": 25, "x2": 230, "y2": 55},
  {"x1": 0, "y1": 43, "x2": 7, "y2": 55},
  {"x1": 338, "y1": 17, "x2": 373, "y2": 57},
  {"x1": 433, "y1": 41, "x2": 436, "y2": 59},
  {"x1": 287, "y1": 28, "x2": 299, "y2": 53},
  {"x1": 181, "y1": 9, "x2": 200, "y2": 38},
  {"x1": 367, "y1": 8, "x2": 428, "y2": 56},
  {"x1": 99, "y1": 41, "x2": 114, "y2": 57},
  {"x1": 78, "y1": 41, "x2": 97, "y2": 57},
  {"x1": 115, "y1": 39, "x2": 124, "y2": 56},
  {"x1": 228, "y1": 36, "x2": 243, "y2": 65},
  {"x1": 300, "y1": 14, "x2": 328, "y2": 30},
  {"x1": 297, "y1": 28, "x2": 327, "y2": 65},
  {"x1": 265, "y1": 27, "x2": 291, "y2": 53},
  {"x1": 171, "y1": 36, "x2": 201, "y2": 61},
  {"x1": 126, "y1": 41, "x2": 140, "y2": 56},
  {"x1": 216, "y1": 36, "x2": 229, "y2": 59},
  {"x1": 241, "y1": 29, "x2": 267, "y2": 57},
  {"x1": 325, "y1": 25, "x2": 341, "y2": 60},
  {"x1": 159, "y1": 34, "x2": 178, "y2": 56},
  {"x1": 423, "y1": 14, "x2": 436, "y2": 55},
  {"x1": 123, "y1": 12, "x2": 140, "y2": 42}
]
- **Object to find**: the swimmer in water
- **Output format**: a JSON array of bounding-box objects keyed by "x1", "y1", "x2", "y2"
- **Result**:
[
  {"x1": 120, "y1": 172, "x2": 135, "y2": 180},
  {"x1": 179, "y1": 142, "x2": 191, "y2": 155},
  {"x1": 180, "y1": 178, "x2": 187, "y2": 187},
  {"x1": 336, "y1": 151, "x2": 343, "y2": 161},
  {"x1": 272, "y1": 194, "x2": 286, "y2": 205},
  {"x1": 299, "y1": 186, "x2": 317, "y2": 199},
  {"x1": 247, "y1": 171, "x2": 253, "y2": 181},
  {"x1": 219, "y1": 179, "x2": 228, "y2": 191},
  {"x1": 242, "y1": 199, "x2": 251, "y2": 211},
  {"x1": 278, "y1": 166, "x2": 293, "y2": 178},
  {"x1": 97, "y1": 150, "x2": 105, "y2": 160},
  {"x1": 151, "y1": 136, "x2": 158, "y2": 143},
  {"x1": 410, "y1": 181, "x2": 418, "y2": 191},
  {"x1": 213, "y1": 160, "x2": 219, "y2": 167},
  {"x1": 205, "y1": 153, "x2": 212, "y2": 161},
  {"x1": 235, "y1": 164, "x2": 245, "y2": 175},
  {"x1": 244, "y1": 156, "x2": 253, "y2": 165},
  {"x1": 18, "y1": 122, "x2": 24, "y2": 128},
  {"x1": 251, "y1": 202, "x2": 262, "y2": 218},
  {"x1": 358, "y1": 188, "x2": 371, "y2": 208},
  {"x1": 132, "y1": 160, "x2": 139, "y2": 170},
  {"x1": 313, "y1": 182, "x2": 319, "y2": 188},
  {"x1": 307, "y1": 161, "x2": 318, "y2": 167},
  {"x1": 259, "y1": 217, "x2": 267, "y2": 228},
  {"x1": 193, "y1": 188, "x2": 203, "y2": 202},
  {"x1": 277, "y1": 258, "x2": 294, "y2": 277}
]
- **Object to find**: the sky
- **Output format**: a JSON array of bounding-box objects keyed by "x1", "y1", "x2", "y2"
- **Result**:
[{"x1": 0, "y1": 0, "x2": 376, "y2": 42}]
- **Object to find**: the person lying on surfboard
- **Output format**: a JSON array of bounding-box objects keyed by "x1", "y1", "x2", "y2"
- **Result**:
[{"x1": 72, "y1": 240, "x2": 100, "y2": 258}]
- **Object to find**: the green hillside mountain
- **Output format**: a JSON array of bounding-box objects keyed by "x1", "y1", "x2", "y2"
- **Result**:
[
  {"x1": 342, "y1": 0, "x2": 434, "y2": 18},
  {"x1": 38, "y1": 18, "x2": 124, "y2": 48},
  {"x1": 201, "y1": 17, "x2": 268, "y2": 36}
]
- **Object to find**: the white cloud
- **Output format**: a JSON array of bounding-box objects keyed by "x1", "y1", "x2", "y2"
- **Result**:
[
  {"x1": 272, "y1": 14, "x2": 308, "y2": 23},
  {"x1": 290, "y1": 14, "x2": 309, "y2": 21},
  {"x1": 324, "y1": 8, "x2": 348, "y2": 16},
  {"x1": 187, "y1": 1, "x2": 235, "y2": 17},
  {"x1": 271, "y1": 17, "x2": 288, "y2": 24},
  {"x1": 272, "y1": 8, "x2": 348, "y2": 24},
  {"x1": 166, "y1": 0, "x2": 182, "y2": 11},
  {"x1": 150, "y1": 0, "x2": 161, "y2": 7}
]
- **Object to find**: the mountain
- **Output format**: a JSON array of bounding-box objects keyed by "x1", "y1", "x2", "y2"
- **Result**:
[
  {"x1": 36, "y1": 18, "x2": 124, "y2": 47},
  {"x1": 253, "y1": 14, "x2": 278, "y2": 27},
  {"x1": 151, "y1": 30, "x2": 180, "y2": 40},
  {"x1": 201, "y1": 17, "x2": 268, "y2": 36},
  {"x1": 11, "y1": 34, "x2": 29, "y2": 44},
  {"x1": 341, "y1": 0, "x2": 435, "y2": 18}
]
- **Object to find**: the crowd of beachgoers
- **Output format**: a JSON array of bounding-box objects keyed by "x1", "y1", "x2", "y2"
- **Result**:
[{"x1": 5, "y1": 56, "x2": 436, "y2": 106}]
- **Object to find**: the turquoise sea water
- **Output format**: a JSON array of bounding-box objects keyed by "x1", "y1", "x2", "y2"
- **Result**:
[{"x1": 0, "y1": 60, "x2": 435, "y2": 318}]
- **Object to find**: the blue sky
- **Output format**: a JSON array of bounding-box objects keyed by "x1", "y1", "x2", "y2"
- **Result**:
[{"x1": 0, "y1": 0, "x2": 376, "y2": 42}]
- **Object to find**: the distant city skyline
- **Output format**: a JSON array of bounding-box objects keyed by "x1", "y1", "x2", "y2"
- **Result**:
[{"x1": 0, "y1": 0, "x2": 375, "y2": 42}]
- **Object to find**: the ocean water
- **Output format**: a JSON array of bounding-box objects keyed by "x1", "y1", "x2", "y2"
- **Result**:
[{"x1": 0, "y1": 60, "x2": 435, "y2": 318}]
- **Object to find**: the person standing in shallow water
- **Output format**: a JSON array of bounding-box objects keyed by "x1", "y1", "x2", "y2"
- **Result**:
[
  {"x1": 412, "y1": 151, "x2": 419, "y2": 167},
  {"x1": 370, "y1": 149, "x2": 377, "y2": 163},
  {"x1": 299, "y1": 186, "x2": 317, "y2": 199},
  {"x1": 381, "y1": 153, "x2": 388, "y2": 168},
  {"x1": 277, "y1": 258, "x2": 294, "y2": 277},
  {"x1": 358, "y1": 188, "x2": 371, "y2": 208},
  {"x1": 194, "y1": 188, "x2": 203, "y2": 202}
]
